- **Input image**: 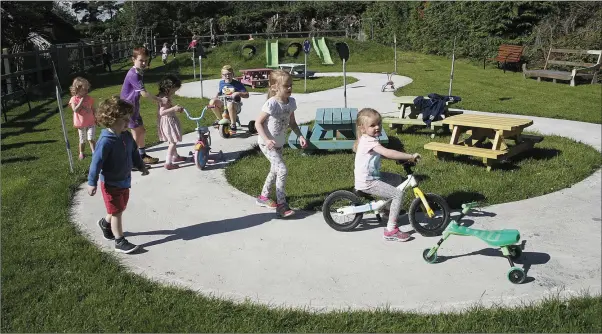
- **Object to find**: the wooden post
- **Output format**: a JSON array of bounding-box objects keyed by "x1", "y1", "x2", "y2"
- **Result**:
[
  {"x1": 79, "y1": 42, "x2": 85, "y2": 71},
  {"x1": 153, "y1": 35, "x2": 157, "y2": 55},
  {"x1": 34, "y1": 46, "x2": 43, "y2": 84},
  {"x1": 2, "y1": 48, "x2": 13, "y2": 94}
]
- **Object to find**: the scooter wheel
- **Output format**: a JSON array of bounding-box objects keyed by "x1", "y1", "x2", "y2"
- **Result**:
[
  {"x1": 507, "y1": 267, "x2": 526, "y2": 284},
  {"x1": 508, "y1": 245, "x2": 522, "y2": 261},
  {"x1": 422, "y1": 248, "x2": 438, "y2": 264},
  {"x1": 219, "y1": 124, "x2": 231, "y2": 139},
  {"x1": 322, "y1": 190, "x2": 363, "y2": 232},
  {"x1": 408, "y1": 193, "x2": 451, "y2": 237},
  {"x1": 248, "y1": 120, "x2": 257, "y2": 134}
]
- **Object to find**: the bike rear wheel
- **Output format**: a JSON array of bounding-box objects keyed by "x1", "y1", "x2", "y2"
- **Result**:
[
  {"x1": 322, "y1": 190, "x2": 364, "y2": 231},
  {"x1": 408, "y1": 193, "x2": 450, "y2": 237}
]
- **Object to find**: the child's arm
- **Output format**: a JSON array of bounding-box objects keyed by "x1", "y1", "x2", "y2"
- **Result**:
[
  {"x1": 255, "y1": 111, "x2": 276, "y2": 148},
  {"x1": 233, "y1": 81, "x2": 249, "y2": 98},
  {"x1": 87, "y1": 138, "x2": 110, "y2": 195},
  {"x1": 288, "y1": 111, "x2": 307, "y2": 148},
  {"x1": 70, "y1": 97, "x2": 85, "y2": 113},
  {"x1": 373, "y1": 145, "x2": 420, "y2": 162},
  {"x1": 140, "y1": 90, "x2": 168, "y2": 105},
  {"x1": 159, "y1": 104, "x2": 182, "y2": 116}
]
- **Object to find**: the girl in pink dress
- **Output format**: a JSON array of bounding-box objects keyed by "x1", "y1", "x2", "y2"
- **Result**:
[
  {"x1": 157, "y1": 75, "x2": 186, "y2": 170},
  {"x1": 69, "y1": 77, "x2": 97, "y2": 160}
]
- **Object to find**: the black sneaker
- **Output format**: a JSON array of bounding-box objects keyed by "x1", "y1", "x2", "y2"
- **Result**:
[
  {"x1": 98, "y1": 218, "x2": 115, "y2": 240},
  {"x1": 230, "y1": 125, "x2": 237, "y2": 132},
  {"x1": 114, "y1": 238, "x2": 140, "y2": 254}
]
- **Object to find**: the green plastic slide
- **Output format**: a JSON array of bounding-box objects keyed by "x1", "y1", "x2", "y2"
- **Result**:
[
  {"x1": 265, "y1": 40, "x2": 279, "y2": 68},
  {"x1": 311, "y1": 37, "x2": 334, "y2": 65}
]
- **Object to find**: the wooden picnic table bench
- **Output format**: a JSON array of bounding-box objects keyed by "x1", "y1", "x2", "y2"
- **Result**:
[
  {"x1": 288, "y1": 107, "x2": 388, "y2": 151},
  {"x1": 382, "y1": 96, "x2": 463, "y2": 136},
  {"x1": 424, "y1": 114, "x2": 543, "y2": 171},
  {"x1": 238, "y1": 68, "x2": 272, "y2": 88}
]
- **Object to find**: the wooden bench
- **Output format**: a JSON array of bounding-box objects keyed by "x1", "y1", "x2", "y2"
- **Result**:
[
  {"x1": 424, "y1": 142, "x2": 506, "y2": 160},
  {"x1": 288, "y1": 108, "x2": 388, "y2": 151},
  {"x1": 490, "y1": 44, "x2": 524, "y2": 73},
  {"x1": 522, "y1": 48, "x2": 601, "y2": 86},
  {"x1": 382, "y1": 95, "x2": 463, "y2": 136}
]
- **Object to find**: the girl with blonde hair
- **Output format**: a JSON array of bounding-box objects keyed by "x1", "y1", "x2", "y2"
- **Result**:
[{"x1": 254, "y1": 70, "x2": 307, "y2": 217}]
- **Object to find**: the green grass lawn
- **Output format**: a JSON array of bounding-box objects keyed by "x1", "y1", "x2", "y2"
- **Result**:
[
  {"x1": 2, "y1": 40, "x2": 601, "y2": 332},
  {"x1": 225, "y1": 127, "x2": 601, "y2": 210}
]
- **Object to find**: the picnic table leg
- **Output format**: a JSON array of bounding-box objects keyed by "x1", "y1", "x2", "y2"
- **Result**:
[
  {"x1": 491, "y1": 130, "x2": 507, "y2": 151},
  {"x1": 449, "y1": 125, "x2": 462, "y2": 145}
]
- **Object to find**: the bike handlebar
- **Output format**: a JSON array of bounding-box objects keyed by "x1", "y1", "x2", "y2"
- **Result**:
[
  {"x1": 182, "y1": 107, "x2": 208, "y2": 121},
  {"x1": 461, "y1": 202, "x2": 479, "y2": 211}
]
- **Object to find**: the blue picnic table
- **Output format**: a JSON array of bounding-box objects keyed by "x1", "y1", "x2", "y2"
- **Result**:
[{"x1": 288, "y1": 108, "x2": 389, "y2": 151}]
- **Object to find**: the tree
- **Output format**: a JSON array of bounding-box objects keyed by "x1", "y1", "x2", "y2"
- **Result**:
[
  {"x1": 1, "y1": 1, "x2": 54, "y2": 48},
  {"x1": 71, "y1": 1, "x2": 101, "y2": 23},
  {"x1": 52, "y1": 1, "x2": 78, "y2": 26}
]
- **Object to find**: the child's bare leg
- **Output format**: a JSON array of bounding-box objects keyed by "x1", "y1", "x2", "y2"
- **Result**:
[
  {"x1": 89, "y1": 140, "x2": 96, "y2": 153},
  {"x1": 227, "y1": 102, "x2": 237, "y2": 127},
  {"x1": 210, "y1": 99, "x2": 223, "y2": 120},
  {"x1": 79, "y1": 142, "x2": 85, "y2": 154},
  {"x1": 166, "y1": 142, "x2": 176, "y2": 164},
  {"x1": 109, "y1": 212, "x2": 123, "y2": 239}
]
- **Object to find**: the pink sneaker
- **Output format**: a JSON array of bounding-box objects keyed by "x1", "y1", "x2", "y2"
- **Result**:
[
  {"x1": 164, "y1": 163, "x2": 180, "y2": 170},
  {"x1": 172, "y1": 155, "x2": 188, "y2": 163},
  {"x1": 383, "y1": 227, "x2": 411, "y2": 242},
  {"x1": 256, "y1": 196, "x2": 277, "y2": 208}
]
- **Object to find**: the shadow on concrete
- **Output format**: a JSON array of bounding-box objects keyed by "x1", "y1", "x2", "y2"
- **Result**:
[
  {"x1": 126, "y1": 211, "x2": 315, "y2": 249},
  {"x1": 434, "y1": 244, "x2": 550, "y2": 284}
]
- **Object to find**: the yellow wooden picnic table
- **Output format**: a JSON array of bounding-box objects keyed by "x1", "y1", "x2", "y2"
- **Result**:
[{"x1": 424, "y1": 114, "x2": 543, "y2": 170}]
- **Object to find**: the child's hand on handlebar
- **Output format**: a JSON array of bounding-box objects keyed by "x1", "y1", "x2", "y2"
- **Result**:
[
  {"x1": 175, "y1": 105, "x2": 184, "y2": 113},
  {"x1": 411, "y1": 153, "x2": 421, "y2": 163}
]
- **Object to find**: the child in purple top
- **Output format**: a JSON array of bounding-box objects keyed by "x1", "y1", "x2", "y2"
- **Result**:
[{"x1": 120, "y1": 47, "x2": 168, "y2": 165}]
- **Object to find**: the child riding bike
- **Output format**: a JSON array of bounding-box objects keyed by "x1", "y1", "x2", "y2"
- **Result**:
[{"x1": 209, "y1": 65, "x2": 249, "y2": 133}]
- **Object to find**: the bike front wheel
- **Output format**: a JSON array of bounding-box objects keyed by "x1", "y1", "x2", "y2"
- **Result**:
[
  {"x1": 322, "y1": 190, "x2": 364, "y2": 232},
  {"x1": 194, "y1": 142, "x2": 209, "y2": 170},
  {"x1": 219, "y1": 124, "x2": 231, "y2": 138},
  {"x1": 408, "y1": 193, "x2": 451, "y2": 237}
]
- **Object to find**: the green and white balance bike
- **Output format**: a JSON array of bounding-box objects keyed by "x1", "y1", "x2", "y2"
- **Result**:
[{"x1": 422, "y1": 201, "x2": 525, "y2": 284}]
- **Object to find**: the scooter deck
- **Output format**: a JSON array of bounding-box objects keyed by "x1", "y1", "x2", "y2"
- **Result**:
[{"x1": 447, "y1": 222, "x2": 520, "y2": 247}]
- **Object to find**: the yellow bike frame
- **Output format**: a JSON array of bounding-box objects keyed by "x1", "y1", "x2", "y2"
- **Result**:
[{"x1": 413, "y1": 187, "x2": 435, "y2": 217}]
